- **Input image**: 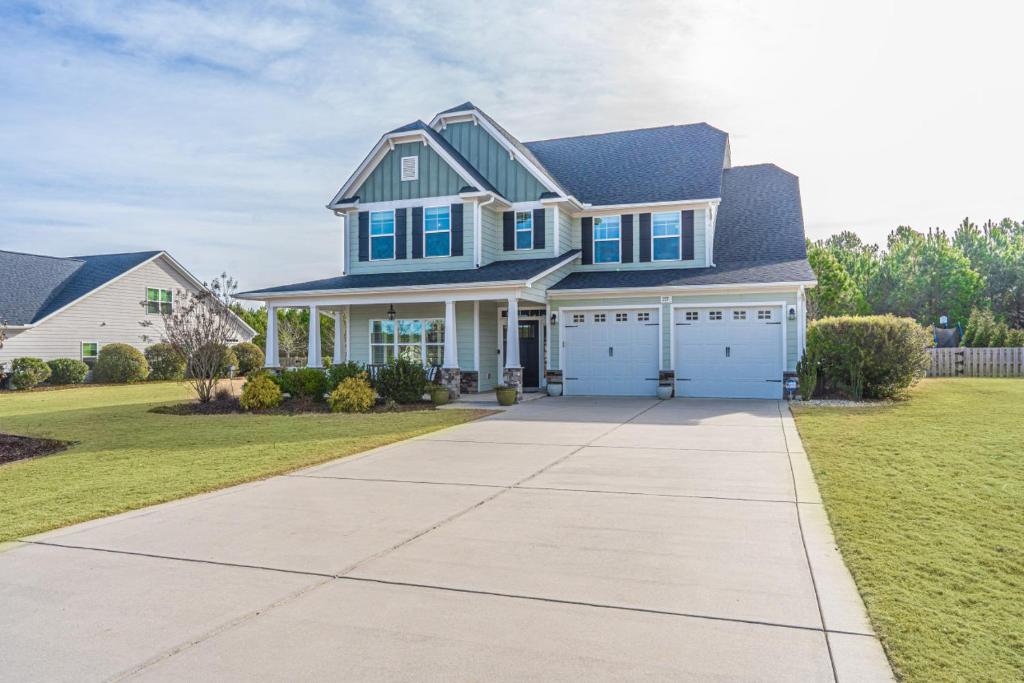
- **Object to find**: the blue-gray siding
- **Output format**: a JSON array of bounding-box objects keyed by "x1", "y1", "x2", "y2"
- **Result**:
[
  {"x1": 355, "y1": 142, "x2": 467, "y2": 203},
  {"x1": 439, "y1": 122, "x2": 549, "y2": 202}
]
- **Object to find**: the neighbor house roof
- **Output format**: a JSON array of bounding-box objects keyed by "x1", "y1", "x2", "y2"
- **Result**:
[
  {"x1": 0, "y1": 250, "x2": 160, "y2": 325},
  {"x1": 237, "y1": 250, "x2": 581, "y2": 297},
  {"x1": 551, "y1": 164, "x2": 814, "y2": 290}
]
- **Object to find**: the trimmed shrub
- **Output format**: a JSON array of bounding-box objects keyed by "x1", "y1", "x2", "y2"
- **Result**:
[
  {"x1": 233, "y1": 342, "x2": 264, "y2": 375},
  {"x1": 277, "y1": 367, "x2": 329, "y2": 401},
  {"x1": 374, "y1": 357, "x2": 427, "y2": 404},
  {"x1": 326, "y1": 360, "x2": 366, "y2": 391},
  {"x1": 46, "y1": 358, "x2": 89, "y2": 385},
  {"x1": 795, "y1": 354, "x2": 818, "y2": 401},
  {"x1": 10, "y1": 357, "x2": 51, "y2": 390},
  {"x1": 187, "y1": 344, "x2": 238, "y2": 379},
  {"x1": 145, "y1": 343, "x2": 186, "y2": 380},
  {"x1": 239, "y1": 373, "x2": 282, "y2": 410},
  {"x1": 93, "y1": 344, "x2": 149, "y2": 384},
  {"x1": 806, "y1": 315, "x2": 931, "y2": 400},
  {"x1": 328, "y1": 375, "x2": 375, "y2": 413}
]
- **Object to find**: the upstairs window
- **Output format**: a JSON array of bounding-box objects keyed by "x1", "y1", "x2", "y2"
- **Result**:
[
  {"x1": 424, "y1": 206, "x2": 451, "y2": 257},
  {"x1": 515, "y1": 211, "x2": 533, "y2": 250},
  {"x1": 400, "y1": 155, "x2": 418, "y2": 181},
  {"x1": 652, "y1": 212, "x2": 682, "y2": 261},
  {"x1": 370, "y1": 211, "x2": 395, "y2": 260},
  {"x1": 146, "y1": 288, "x2": 173, "y2": 314},
  {"x1": 593, "y1": 216, "x2": 621, "y2": 263}
]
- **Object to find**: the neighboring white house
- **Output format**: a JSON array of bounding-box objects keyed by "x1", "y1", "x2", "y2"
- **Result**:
[{"x1": 0, "y1": 249, "x2": 256, "y2": 369}]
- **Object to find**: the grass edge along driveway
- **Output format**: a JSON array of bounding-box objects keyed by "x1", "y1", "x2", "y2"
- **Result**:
[
  {"x1": 0, "y1": 383, "x2": 489, "y2": 543},
  {"x1": 792, "y1": 378, "x2": 1023, "y2": 683}
]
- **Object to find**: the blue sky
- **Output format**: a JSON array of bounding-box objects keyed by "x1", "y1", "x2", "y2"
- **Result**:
[{"x1": 1, "y1": 0, "x2": 1021, "y2": 290}]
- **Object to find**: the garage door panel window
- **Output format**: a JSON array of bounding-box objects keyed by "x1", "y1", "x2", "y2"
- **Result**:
[
  {"x1": 593, "y1": 313, "x2": 606, "y2": 322},
  {"x1": 571, "y1": 313, "x2": 584, "y2": 323},
  {"x1": 758, "y1": 309, "x2": 773, "y2": 320},
  {"x1": 733, "y1": 310, "x2": 747, "y2": 320},
  {"x1": 709, "y1": 310, "x2": 723, "y2": 321},
  {"x1": 593, "y1": 216, "x2": 621, "y2": 263},
  {"x1": 652, "y1": 212, "x2": 682, "y2": 261},
  {"x1": 684, "y1": 311, "x2": 698, "y2": 321}
]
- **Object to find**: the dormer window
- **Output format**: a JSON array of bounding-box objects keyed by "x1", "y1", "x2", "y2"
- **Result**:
[
  {"x1": 515, "y1": 211, "x2": 533, "y2": 250},
  {"x1": 424, "y1": 206, "x2": 451, "y2": 257},
  {"x1": 652, "y1": 212, "x2": 682, "y2": 261},
  {"x1": 370, "y1": 211, "x2": 395, "y2": 260},
  {"x1": 593, "y1": 216, "x2": 621, "y2": 263},
  {"x1": 400, "y1": 156, "x2": 418, "y2": 181}
]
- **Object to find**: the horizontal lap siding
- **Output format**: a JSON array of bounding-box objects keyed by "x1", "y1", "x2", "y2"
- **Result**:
[
  {"x1": 480, "y1": 205, "x2": 500, "y2": 266},
  {"x1": 477, "y1": 301, "x2": 499, "y2": 391},
  {"x1": 559, "y1": 209, "x2": 572, "y2": 253},
  {"x1": 348, "y1": 203, "x2": 474, "y2": 274},
  {"x1": 496, "y1": 208, "x2": 555, "y2": 260},
  {"x1": 570, "y1": 209, "x2": 706, "y2": 270}
]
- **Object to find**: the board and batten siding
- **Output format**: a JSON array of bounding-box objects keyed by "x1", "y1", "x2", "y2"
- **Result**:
[
  {"x1": 0, "y1": 256, "x2": 252, "y2": 366},
  {"x1": 548, "y1": 290, "x2": 799, "y2": 372},
  {"x1": 439, "y1": 122, "x2": 549, "y2": 202},
  {"x1": 354, "y1": 142, "x2": 467, "y2": 203},
  {"x1": 572, "y1": 209, "x2": 707, "y2": 270},
  {"x1": 347, "y1": 203, "x2": 475, "y2": 275}
]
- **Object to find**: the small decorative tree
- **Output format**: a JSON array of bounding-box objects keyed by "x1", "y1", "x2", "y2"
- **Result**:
[
  {"x1": 0, "y1": 318, "x2": 8, "y2": 350},
  {"x1": 160, "y1": 273, "x2": 239, "y2": 403}
]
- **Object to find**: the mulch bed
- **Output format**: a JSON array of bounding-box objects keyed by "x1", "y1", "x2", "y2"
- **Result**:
[
  {"x1": 150, "y1": 397, "x2": 438, "y2": 416},
  {"x1": 0, "y1": 433, "x2": 74, "y2": 465}
]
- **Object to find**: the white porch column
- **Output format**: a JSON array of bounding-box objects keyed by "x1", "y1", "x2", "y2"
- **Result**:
[
  {"x1": 504, "y1": 296, "x2": 520, "y2": 368},
  {"x1": 264, "y1": 305, "x2": 279, "y2": 368},
  {"x1": 443, "y1": 299, "x2": 459, "y2": 368},
  {"x1": 332, "y1": 310, "x2": 343, "y2": 365},
  {"x1": 307, "y1": 304, "x2": 322, "y2": 368}
]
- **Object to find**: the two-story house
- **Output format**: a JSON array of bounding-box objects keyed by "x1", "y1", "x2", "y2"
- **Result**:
[{"x1": 237, "y1": 102, "x2": 815, "y2": 399}]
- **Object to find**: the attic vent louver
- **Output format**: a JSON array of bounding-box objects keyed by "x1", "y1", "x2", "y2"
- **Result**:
[{"x1": 400, "y1": 156, "x2": 418, "y2": 181}]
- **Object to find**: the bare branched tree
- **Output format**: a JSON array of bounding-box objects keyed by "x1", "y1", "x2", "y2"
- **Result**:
[
  {"x1": 160, "y1": 273, "x2": 238, "y2": 403},
  {"x1": 277, "y1": 314, "x2": 307, "y2": 368}
]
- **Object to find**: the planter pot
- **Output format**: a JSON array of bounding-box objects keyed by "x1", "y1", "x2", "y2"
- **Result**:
[
  {"x1": 656, "y1": 384, "x2": 673, "y2": 400},
  {"x1": 429, "y1": 387, "x2": 450, "y2": 406},
  {"x1": 546, "y1": 382, "x2": 563, "y2": 397},
  {"x1": 495, "y1": 387, "x2": 518, "y2": 406}
]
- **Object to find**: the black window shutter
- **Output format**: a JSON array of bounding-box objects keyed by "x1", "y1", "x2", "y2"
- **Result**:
[
  {"x1": 639, "y1": 213, "x2": 652, "y2": 262},
  {"x1": 451, "y1": 203, "x2": 464, "y2": 256},
  {"x1": 503, "y1": 211, "x2": 515, "y2": 251},
  {"x1": 395, "y1": 208, "x2": 407, "y2": 259},
  {"x1": 358, "y1": 211, "x2": 369, "y2": 261},
  {"x1": 412, "y1": 207, "x2": 423, "y2": 259},
  {"x1": 532, "y1": 208, "x2": 545, "y2": 250},
  {"x1": 681, "y1": 210, "x2": 695, "y2": 260},
  {"x1": 621, "y1": 214, "x2": 634, "y2": 263},
  {"x1": 581, "y1": 217, "x2": 593, "y2": 265}
]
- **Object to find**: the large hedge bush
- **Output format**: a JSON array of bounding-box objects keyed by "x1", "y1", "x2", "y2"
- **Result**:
[
  {"x1": 276, "y1": 367, "x2": 328, "y2": 401},
  {"x1": 93, "y1": 343, "x2": 149, "y2": 384},
  {"x1": 145, "y1": 343, "x2": 186, "y2": 380},
  {"x1": 9, "y1": 357, "x2": 51, "y2": 390},
  {"x1": 374, "y1": 357, "x2": 427, "y2": 404},
  {"x1": 239, "y1": 373, "x2": 282, "y2": 410},
  {"x1": 233, "y1": 342, "x2": 264, "y2": 375},
  {"x1": 47, "y1": 358, "x2": 89, "y2": 385},
  {"x1": 804, "y1": 315, "x2": 931, "y2": 400}
]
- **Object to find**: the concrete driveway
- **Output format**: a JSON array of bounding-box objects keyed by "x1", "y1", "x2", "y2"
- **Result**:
[{"x1": 0, "y1": 398, "x2": 892, "y2": 681}]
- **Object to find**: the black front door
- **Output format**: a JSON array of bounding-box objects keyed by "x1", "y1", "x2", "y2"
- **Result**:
[{"x1": 504, "y1": 320, "x2": 540, "y2": 388}]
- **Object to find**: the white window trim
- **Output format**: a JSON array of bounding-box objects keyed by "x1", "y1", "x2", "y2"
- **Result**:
[
  {"x1": 651, "y1": 211, "x2": 682, "y2": 262},
  {"x1": 368, "y1": 318, "x2": 444, "y2": 366},
  {"x1": 592, "y1": 216, "x2": 622, "y2": 264},
  {"x1": 423, "y1": 205, "x2": 452, "y2": 259},
  {"x1": 400, "y1": 155, "x2": 418, "y2": 181},
  {"x1": 81, "y1": 340, "x2": 99, "y2": 362},
  {"x1": 145, "y1": 287, "x2": 173, "y2": 316},
  {"x1": 369, "y1": 209, "x2": 397, "y2": 262},
  {"x1": 514, "y1": 211, "x2": 534, "y2": 251}
]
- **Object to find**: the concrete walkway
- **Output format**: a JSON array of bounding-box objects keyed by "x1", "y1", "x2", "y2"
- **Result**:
[{"x1": 0, "y1": 398, "x2": 893, "y2": 681}]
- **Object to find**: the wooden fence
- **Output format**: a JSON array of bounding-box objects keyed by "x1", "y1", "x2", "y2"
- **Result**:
[{"x1": 927, "y1": 347, "x2": 1024, "y2": 377}]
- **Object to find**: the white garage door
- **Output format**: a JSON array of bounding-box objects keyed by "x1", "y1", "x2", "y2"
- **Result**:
[
  {"x1": 674, "y1": 306, "x2": 784, "y2": 399},
  {"x1": 563, "y1": 308, "x2": 660, "y2": 396}
]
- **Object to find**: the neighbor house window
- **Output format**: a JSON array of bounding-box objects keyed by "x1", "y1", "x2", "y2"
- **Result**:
[
  {"x1": 370, "y1": 318, "x2": 444, "y2": 367},
  {"x1": 81, "y1": 342, "x2": 99, "y2": 365},
  {"x1": 146, "y1": 288, "x2": 173, "y2": 314},
  {"x1": 370, "y1": 211, "x2": 395, "y2": 260},
  {"x1": 424, "y1": 206, "x2": 451, "y2": 257},
  {"x1": 515, "y1": 211, "x2": 533, "y2": 250},
  {"x1": 652, "y1": 212, "x2": 682, "y2": 261},
  {"x1": 593, "y1": 216, "x2": 621, "y2": 263}
]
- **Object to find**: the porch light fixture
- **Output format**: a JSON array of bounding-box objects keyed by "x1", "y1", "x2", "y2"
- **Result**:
[
  {"x1": 386, "y1": 304, "x2": 397, "y2": 321},
  {"x1": 550, "y1": 313, "x2": 557, "y2": 325},
  {"x1": 787, "y1": 305, "x2": 797, "y2": 321}
]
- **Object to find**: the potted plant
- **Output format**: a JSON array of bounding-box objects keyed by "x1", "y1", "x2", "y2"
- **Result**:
[
  {"x1": 495, "y1": 384, "x2": 517, "y2": 406},
  {"x1": 429, "y1": 386, "x2": 450, "y2": 405},
  {"x1": 545, "y1": 370, "x2": 563, "y2": 397},
  {"x1": 656, "y1": 383, "x2": 673, "y2": 400}
]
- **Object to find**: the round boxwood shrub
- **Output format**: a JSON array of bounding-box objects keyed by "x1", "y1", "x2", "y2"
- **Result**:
[
  {"x1": 805, "y1": 315, "x2": 931, "y2": 400},
  {"x1": 233, "y1": 342, "x2": 264, "y2": 375},
  {"x1": 328, "y1": 375, "x2": 375, "y2": 413},
  {"x1": 46, "y1": 358, "x2": 89, "y2": 385},
  {"x1": 326, "y1": 360, "x2": 366, "y2": 392},
  {"x1": 145, "y1": 343, "x2": 186, "y2": 380},
  {"x1": 239, "y1": 373, "x2": 283, "y2": 410},
  {"x1": 374, "y1": 357, "x2": 427, "y2": 404},
  {"x1": 93, "y1": 343, "x2": 149, "y2": 384},
  {"x1": 277, "y1": 367, "x2": 329, "y2": 401},
  {"x1": 9, "y1": 357, "x2": 51, "y2": 390}
]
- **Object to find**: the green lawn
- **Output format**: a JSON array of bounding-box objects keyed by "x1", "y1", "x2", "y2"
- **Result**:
[
  {"x1": 792, "y1": 379, "x2": 1023, "y2": 682},
  {"x1": 0, "y1": 383, "x2": 487, "y2": 543}
]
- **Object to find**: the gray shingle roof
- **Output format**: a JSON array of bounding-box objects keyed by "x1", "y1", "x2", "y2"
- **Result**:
[
  {"x1": 0, "y1": 250, "x2": 160, "y2": 325},
  {"x1": 239, "y1": 251, "x2": 581, "y2": 296},
  {"x1": 524, "y1": 123, "x2": 728, "y2": 206},
  {"x1": 551, "y1": 164, "x2": 812, "y2": 290}
]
